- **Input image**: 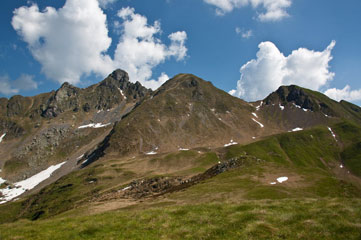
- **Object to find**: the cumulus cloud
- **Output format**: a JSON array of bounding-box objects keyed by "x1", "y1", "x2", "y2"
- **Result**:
[
  {"x1": 0, "y1": 74, "x2": 38, "y2": 95},
  {"x1": 204, "y1": 0, "x2": 291, "y2": 21},
  {"x1": 12, "y1": 0, "x2": 114, "y2": 85},
  {"x1": 113, "y1": 7, "x2": 187, "y2": 89},
  {"x1": 230, "y1": 41, "x2": 336, "y2": 101},
  {"x1": 325, "y1": 85, "x2": 361, "y2": 102},
  {"x1": 12, "y1": 1, "x2": 187, "y2": 90}
]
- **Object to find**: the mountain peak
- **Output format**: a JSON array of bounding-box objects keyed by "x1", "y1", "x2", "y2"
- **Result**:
[{"x1": 109, "y1": 69, "x2": 129, "y2": 83}]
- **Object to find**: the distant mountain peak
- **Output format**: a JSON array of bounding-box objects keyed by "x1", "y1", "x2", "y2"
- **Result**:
[{"x1": 109, "y1": 69, "x2": 129, "y2": 83}]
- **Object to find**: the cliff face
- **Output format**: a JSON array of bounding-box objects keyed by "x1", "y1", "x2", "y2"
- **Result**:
[{"x1": 0, "y1": 69, "x2": 152, "y2": 181}]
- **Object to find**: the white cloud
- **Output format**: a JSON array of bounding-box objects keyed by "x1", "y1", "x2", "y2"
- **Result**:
[
  {"x1": 0, "y1": 74, "x2": 38, "y2": 95},
  {"x1": 204, "y1": 0, "x2": 291, "y2": 21},
  {"x1": 12, "y1": 2, "x2": 187, "y2": 90},
  {"x1": 325, "y1": 85, "x2": 361, "y2": 102},
  {"x1": 230, "y1": 41, "x2": 336, "y2": 101},
  {"x1": 113, "y1": 7, "x2": 187, "y2": 89},
  {"x1": 98, "y1": 0, "x2": 117, "y2": 8},
  {"x1": 12, "y1": 0, "x2": 114, "y2": 85},
  {"x1": 143, "y1": 72, "x2": 170, "y2": 89},
  {"x1": 241, "y1": 30, "x2": 253, "y2": 39},
  {"x1": 235, "y1": 27, "x2": 253, "y2": 38}
]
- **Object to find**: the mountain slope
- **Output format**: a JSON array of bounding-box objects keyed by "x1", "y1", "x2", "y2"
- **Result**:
[
  {"x1": 257, "y1": 85, "x2": 361, "y2": 131},
  {"x1": 0, "y1": 70, "x2": 361, "y2": 239},
  {"x1": 0, "y1": 69, "x2": 150, "y2": 183}
]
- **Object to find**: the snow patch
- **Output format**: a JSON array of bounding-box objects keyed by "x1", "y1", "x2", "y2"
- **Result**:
[
  {"x1": 211, "y1": 108, "x2": 215, "y2": 112},
  {"x1": 340, "y1": 164, "x2": 344, "y2": 169},
  {"x1": 293, "y1": 103, "x2": 301, "y2": 109},
  {"x1": 255, "y1": 101, "x2": 263, "y2": 111},
  {"x1": 252, "y1": 137, "x2": 256, "y2": 139},
  {"x1": 290, "y1": 127, "x2": 303, "y2": 132},
  {"x1": 218, "y1": 118, "x2": 222, "y2": 121},
  {"x1": 145, "y1": 151, "x2": 157, "y2": 155},
  {"x1": 179, "y1": 148, "x2": 189, "y2": 151},
  {"x1": 78, "y1": 123, "x2": 111, "y2": 129},
  {"x1": 0, "y1": 162, "x2": 66, "y2": 204},
  {"x1": 303, "y1": 108, "x2": 308, "y2": 112},
  {"x1": 0, "y1": 133, "x2": 6, "y2": 143},
  {"x1": 81, "y1": 158, "x2": 90, "y2": 165},
  {"x1": 0, "y1": 177, "x2": 6, "y2": 185},
  {"x1": 76, "y1": 154, "x2": 84, "y2": 160},
  {"x1": 252, "y1": 118, "x2": 264, "y2": 128},
  {"x1": 122, "y1": 186, "x2": 131, "y2": 191},
  {"x1": 118, "y1": 88, "x2": 127, "y2": 99},
  {"x1": 224, "y1": 139, "x2": 238, "y2": 147},
  {"x1": 270, "y1": 182, "x2": 277, "y2": 185},
  {"x1": 279, "y1": 104, "x2": 284, "y2": 110},
  {"x1": 277, "y1": 177, "x2": 288, "y2": 183},
  {"x1": 252, "y1": 112, "x2": 258, "y2": 118},
  {"x1": 327, "y1": 127, "x2": 337, "y2": 142}
]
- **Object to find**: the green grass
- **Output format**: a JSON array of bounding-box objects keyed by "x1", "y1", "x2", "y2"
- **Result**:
[
  {"x1": 0, "y1": 198, "x2": 360, "y2": 240},
  {"x1": 1, "y1": 121, "x2": 360, "y2": 232},
  {"x1": 341, "y1": 141, "x2": 361, "y2": 177},
  {"x1": 0, "y1": 164, "x2": 136, "y2": 224}
]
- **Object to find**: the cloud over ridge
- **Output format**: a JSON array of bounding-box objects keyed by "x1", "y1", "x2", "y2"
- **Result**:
[
  {"x1": 12, "y1": 0, "x2": 187, "y2": 90},
  {"x1": 230, "y1": 41, "x2": 336, "y2": 101}
]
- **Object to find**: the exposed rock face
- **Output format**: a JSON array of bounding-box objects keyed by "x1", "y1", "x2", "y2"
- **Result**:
[
  {"x1": 41, "y1": 83, "x2": 80, "y2": 118},
  {"x1": 0, "y1": 119, "x2": 25, "y2": 138},
  {"x1": 0, "y1": 69, "x2": 153, "y2": 183},
  {"x1": 38, "y1": 69, "x2": 152, "y2": 118},
  {"x1": 264, "y1": 85, "x2": 334, "y2": 114}
]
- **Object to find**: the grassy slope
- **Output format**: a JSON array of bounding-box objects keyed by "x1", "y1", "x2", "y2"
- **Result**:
[
  {"x1": 0, "y1": 199, "x2": 360, "y2": 240},
  {"x1": 0, "y1": 121, "x2": 361, "y2": 239}
]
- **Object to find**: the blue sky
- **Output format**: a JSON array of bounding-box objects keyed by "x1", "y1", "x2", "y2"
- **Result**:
[{"x1": 1, "y1": 0, "x2": 361, "y2": 105}]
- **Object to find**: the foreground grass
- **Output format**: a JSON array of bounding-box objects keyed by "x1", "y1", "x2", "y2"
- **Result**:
[{"x1": 0, "y1": 198, "x2": 360, "y2": 240}]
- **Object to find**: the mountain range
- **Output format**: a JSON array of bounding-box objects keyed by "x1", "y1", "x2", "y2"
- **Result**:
[{"x1": 0, "y1": 69, "x2": 360, "y2": 239}]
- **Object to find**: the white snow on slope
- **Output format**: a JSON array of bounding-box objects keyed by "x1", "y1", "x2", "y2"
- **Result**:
[
  {"x1": 255, "y1": 101, "x2": 263, "y2": 111},
  {"x1": 279, "y1": 104, "x2": 284, "y2": 110},
  {"x1": 76, "y1": 154, "x2": 84, "y2": 160},
  {"x1": 0, "y1": 162, "x2": 66, "y2": 204},
  {"x1": 145, "y1": 151, "x2": 157, "y2": 155},
  {"x1": 0, "y1": 133, "x2": 6, "y2": 143},
  {"x1": 252, "y1": 112, "x2": 258, "y2": 118},
  {"x1": 122, "y1": 186, "x2": 131, "y2": 191},
  {"x1": 270, "y1": 182, "x2": 277, "y2": 185},
  {"x1": 252, "y1": 118, "x2": 264, "y2": 128},
  {"x1": 303, "y1": 108, "x2": 308, "y2": 112},
  {"x1": 0, "y1": 177, "x2": 6, "y2": 185},
  {"x1": 179, "y1": 148, "x2": 189, "y2": 151},
  {"x1": 327, "y1": 127, "x2": 337, "y2": 142},
  {"x1": 224, "y1": 139, "x2": 238, "y2": 147},
  {"x1": 291, "y1": 127, "x2": 303, "y2": 132},
  {"x1": 118, "y1": 88, "x2": 127, "y2": 99},
  {"x1": 277, "y1": 177, "x2": 288, "y2": 183},
  {"x1": 78, "y1": 123, "x2": 111, "y2": 129},
  {"x1": 293, "y1": 103, "x2": 301, "y2": 109}
]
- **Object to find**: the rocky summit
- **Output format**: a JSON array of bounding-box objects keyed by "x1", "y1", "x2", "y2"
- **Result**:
[{"x1": 0, "y1": 70, "x2": 361, "y2": 239}]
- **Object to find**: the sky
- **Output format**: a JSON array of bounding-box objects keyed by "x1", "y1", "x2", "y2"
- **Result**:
[{"x1": 1, "y1": 0, "x2": 361, "y2": 105}]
